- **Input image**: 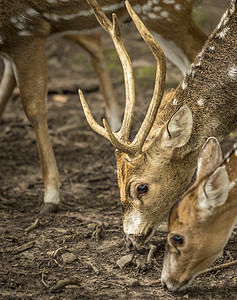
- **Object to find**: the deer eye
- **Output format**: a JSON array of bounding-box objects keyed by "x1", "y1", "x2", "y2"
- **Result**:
[
  {"x1": 136, "y1": 184, "x2": 148, "y2": 195},
  {"x1": 171, "y1": 235, "x2": 184, "y2": 246}
]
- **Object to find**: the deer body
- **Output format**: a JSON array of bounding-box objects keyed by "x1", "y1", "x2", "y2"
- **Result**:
[
  {"x1": 0, "y1": 0, "x2": 206, "y2": 213},
  {"x1": 161, "y1": 138, "x2": 237, "y2": 291},
  {"x1": 80, "y1": 0, "x2": 237, "y2": 247}
]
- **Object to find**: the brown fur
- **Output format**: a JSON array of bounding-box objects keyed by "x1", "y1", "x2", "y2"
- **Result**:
[
  {"x1": 115, "y1": 0, "x2": 237, "y2": 246},
  {"x1": 0, "y1": 0, "x2": 206, "y2": 212},
  {"x1": 162, "y1": 140, "x2": 237, "y2": 291}
]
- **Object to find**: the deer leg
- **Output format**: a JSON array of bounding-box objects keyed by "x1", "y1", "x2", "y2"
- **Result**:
[
  {"x1": 66, "y1": 33, "x2": 121, "y2": 132},
  {"x1": 11, "y1": 39, "x2": 60, "y2": 213},
  {"x1": 0, "y1": 58, "x2": 17, "y2": 118}
]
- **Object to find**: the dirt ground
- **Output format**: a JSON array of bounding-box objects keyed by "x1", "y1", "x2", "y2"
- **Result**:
[{"x1": 0, "y1": 1, "x2": 236, "y2": 299}]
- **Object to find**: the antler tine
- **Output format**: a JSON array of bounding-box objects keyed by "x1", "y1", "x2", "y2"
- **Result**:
[
  {"x1": 79, "y1": 89, "x2": 108, "y2": 139},
  {"x1": 126, "y1": 1, "x2": 166, "y2": 152},
  {"x1": 103, "y1": 119, "x2": 135, "y2": 156},
  {"x1": 86, "y1": 0, "x2": 135, "y2": 143}
]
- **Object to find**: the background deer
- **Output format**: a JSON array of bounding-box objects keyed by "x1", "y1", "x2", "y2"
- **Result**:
[
  {"x1": 80, "y1": 0, "x2": 237, "y2": 247},
  {"x1": 0, "y1": 0, "x2": 207, "y2": 213},
  {"x1": 161, "y1": 137, "x2": 237, "y2": 291}
]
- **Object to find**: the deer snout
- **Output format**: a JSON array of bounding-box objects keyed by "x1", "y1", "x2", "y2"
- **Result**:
[{"x1": 161, "y1": 272, "x2": 192, "y2": 292}]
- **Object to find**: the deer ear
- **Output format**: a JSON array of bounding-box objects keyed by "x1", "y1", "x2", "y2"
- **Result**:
[
  {"x1": 160, "y1": 105, "x2": 193, "y2": 151},
  {"x1": 196, "y1": 137, "x2": 222, "y2": 181},
  {"x1": 198, "y1": 167, "x2": 229, "y2": 215}
]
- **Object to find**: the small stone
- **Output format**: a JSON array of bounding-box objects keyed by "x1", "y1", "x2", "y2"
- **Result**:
[
  {"x1": 87, "y1": 223, "x2": 97, "y2": 229},
  {"x1": 47, "y1": 251, "x2": 55, "y2": 257},
  {"x1": 126, "y1": 278, "x2": 139, "y2": 287},
  {"x1": 116, "y1": 254, "x2": 133, "y2": 269},
  {"x1": 61, "y1": 252, "x2": 77, "y2": 264}
]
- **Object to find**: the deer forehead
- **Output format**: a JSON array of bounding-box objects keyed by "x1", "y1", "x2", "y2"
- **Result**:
[{"x1": 169, "y1": 190, "x2": 199, "y2": 228}]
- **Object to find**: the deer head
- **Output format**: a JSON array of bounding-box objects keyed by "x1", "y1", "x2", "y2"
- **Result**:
[
  {"x1": 79, "y1": 0, "x2": 193, "y2": 248},
  {"x1": 161, "y1": 137, "x2": 237, "y2": 291}
]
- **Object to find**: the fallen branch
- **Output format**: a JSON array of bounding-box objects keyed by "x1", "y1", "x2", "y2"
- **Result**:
[
  {"x1": 41, "y1": 268, "x2": 49, "y2": 288},
  {"x1": 66, "y1": 212, "x2": 104, "y2": 226},
  {"x1": 50, "y1": 278, "x2": 80, "y2": 291},
  {"x1": 142, "y1": 279, "x2": 161, "y2": 287},
  {"x1": 201, "y1": 260, "x2": 237, "y2": 275},
  {"x1": 147, "y1": 244, "x2": 157, "y2": 264},
  {"x1": 25, "y1": 218, "x2": 40, "y2": 233},
  {"x1": 12, "y1": 241, "x2": 35, "y2": 254}
]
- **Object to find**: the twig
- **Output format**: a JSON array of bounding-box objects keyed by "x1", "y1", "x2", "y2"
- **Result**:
[
  {"x1": 92, "y1": 224, "x2": 103, "y2": 238},
  {"x1": 50, "y1": 278, "x2": 80, "y2": 291},
  {"x1": 66, "y1": 212, "x2": 104, "y2": 226},
  {"x1": 12, "y1": 241, "x2": 35, "y2": 254},
  {"x1": 41, "y1": 268, "x2": 49, "y2": 288},
  {"x1": 25, "y1": 218, "x2": 40, "y2": 233},
  {"x1": 147, "y1": 244, "x2": 157, "y2": 264},
  {"x1": 201, "y1": 260, "x2": 237, "y2": 275},
  {"x1": 53, "y1": 246, "x2": 67, "y2": 258},
  {"x1": 142, "y1": 279, "x2": 161, "y2": 287}
]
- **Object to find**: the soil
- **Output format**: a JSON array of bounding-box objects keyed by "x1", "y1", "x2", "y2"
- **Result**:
[{"x1": 0, "y1": 1, "x2": 236, "y2": 299}]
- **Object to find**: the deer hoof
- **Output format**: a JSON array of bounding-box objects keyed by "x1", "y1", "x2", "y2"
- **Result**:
[{"x1": 39, "y1": 203, "x2": 58, "y2": 214}]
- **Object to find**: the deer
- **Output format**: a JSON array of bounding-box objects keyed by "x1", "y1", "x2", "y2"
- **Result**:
[
  {"x1": 79, "y1": 0, "x2": 237, "y2": 248},
  {"x1": 161, "y1": 137, "x2": 237, "y2": 291},
  {"x1": 0, "y1": 0, "x2": 207, "y2": 214}
]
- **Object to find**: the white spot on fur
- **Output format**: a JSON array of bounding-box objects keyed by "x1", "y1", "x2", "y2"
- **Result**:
[
  {"x1": 209, "y1": 45, "x2": 215, "y2": 51},
  {"x1": 160, "y1": 11, "x2": 169, "y2": 18},
  {"x1": 228, "y1": 65, "x2": 237, "y2": 79},
  {"x1": 43, "y1": 2, "x2": 124, "y2": 21},
  {"x1": 197, "y1": 98, "x2": 205, "y2": 106},
  {"x1": 162, "y1": 0, "x2": 175, "y2": 4},
  {"x1": 26, "y1": 8, "x2": 40, "y2": 17},
  {"x1": 15, "y1": 23, "x2": 26, "y2": 30},
  {"x1": 10, "y1": 17, "x2": 18, "y2": 24},
  {"x1": 148, "y1": 12, "x2": 159, "y2": 19},
  {"x1": 18, "y1": 30, "x2": 32, "y2": 36},
  {"x1": 228, "y1": 179, "x2": 237, "y2": 191},
  {"x1": 173, "y1": 98, "x2": 178, "y2": 105},
  {"x1": 182, "y1": 81, "x2": 187, "y2": 90},
  {"x1": 175, "y1": 4, "x2": 181, "y2": 11},
  {"x1": 141, "y1": 1, "x2": 153, "y2": 13},
  {"x1": 216, "y1": 27, "x2": 230, "y2": 39},
  {"x1": 154, "y1": 6, "x2": 161, "y2": 12},
  {"x1": 47, "y1": 0, "x2": 57, "y2": 3},
  {"x1": 218, "y1": 10, "x2": 229, "y2": 29},
  {"x1": 133, "y1": 4, "x2": 142, "y2": 14},
  {"x1": 195, "y1": 61, "x2": 202, "y2": 67}
]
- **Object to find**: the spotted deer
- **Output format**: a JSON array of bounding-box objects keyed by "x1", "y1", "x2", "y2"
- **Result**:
[
  {"x1": 161, "y1": 137, "x2": 237, "y2": 291},
  {"x1": 80, "y1": 0, "x2": 237, "y2": 247},
  {"x1": 0, "y1": 0, "x2": 208, "y2": 213}
]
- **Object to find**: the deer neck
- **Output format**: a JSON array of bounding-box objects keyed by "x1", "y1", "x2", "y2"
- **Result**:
[{"x1": 152, "y1": 4, "x2": 237, "y2": 160}]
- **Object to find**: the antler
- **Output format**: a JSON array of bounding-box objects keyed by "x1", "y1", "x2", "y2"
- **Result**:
[{"x1": 79, "y1": 0, "x2": 166, "y2": 157}]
